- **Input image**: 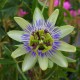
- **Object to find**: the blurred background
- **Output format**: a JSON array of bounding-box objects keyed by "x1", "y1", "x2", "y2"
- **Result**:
[{"x1": 0, "y1": 0, "x2": 80, "y2": 80}]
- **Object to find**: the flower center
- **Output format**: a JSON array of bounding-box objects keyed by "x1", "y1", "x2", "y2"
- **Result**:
[{"x1": 29, "y1": 29, "x2": 53, "y2": 53}]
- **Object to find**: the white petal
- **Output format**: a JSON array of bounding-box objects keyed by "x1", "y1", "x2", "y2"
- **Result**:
[
  {"x1": 59, "y1": 25, "x2": 74, "y2": 38},
  {"x1": 14, "y1": 17, "x2": 30, "y2": 30},
  {"x1": 38, "y1": 56, "x2": 48, "y2": 70},
  {"x1": 11, "y1": 45, "x2": 26, "y2": 58},
  {"x1": 66, "y1": 57, "x2": 76, "y2": 62},
  {"x1": 48, "y1": 9, "x2": 59, "y2": 26},
  {"x1": 33, "y1": 7, "x2": 44, "y2": 24},
  {"x1": 22, "y1": 54, "x2": 37, "y2": 72},
  {"x1": 48, "y1": 60, "x2": 54, "y2": 68},
  {"x1": 7, "y1": 30, "x2": 24, "y2": 42},
  {"x1": 58, "y1": 41, "x2": 76, "y2": 52},
  {"x1": 49, "y1": 51, "x2": 68, "y2": 67}
]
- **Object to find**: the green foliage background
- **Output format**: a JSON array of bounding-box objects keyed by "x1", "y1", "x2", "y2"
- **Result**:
[{"x1": 0, "y1": 0, "x2": 80, "y2": 80}]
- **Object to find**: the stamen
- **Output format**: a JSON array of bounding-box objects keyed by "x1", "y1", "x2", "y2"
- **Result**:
[
  {"x1": 44, "y1": 29, "x2": 48, "y2": 33},
  {"x1": 22, "y1": 20, "x2": 61, "y2": 57},
  {"x1": 36, "y1": 31, "x2": 40, "y2": 40},
  {"x1": 29, "y1": 29, "x2": 53, "y2": 52}
]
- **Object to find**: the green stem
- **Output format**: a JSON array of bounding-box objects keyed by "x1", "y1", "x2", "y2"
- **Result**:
[
  {"x1": 45, "y1": 71, "x2": 55, "y2": 80},
  {"x1": 23, "y1": 2, "x2": 32, "y2": 11},
  {"x1": 44, "y1": 66, "x2": 58, "y2": 80},
  {"x1": 14, "y1": 59, "x2": 27, "y2": 80},
  {"x1": 16, "y1": 69, "x2": 18, "y2": 80},
  {"x1": 41, "y1": 0, "x2": 48, "y2": 13},
  {"x1": 60, "y1": 0, "x2": 65, "y2": 7}
]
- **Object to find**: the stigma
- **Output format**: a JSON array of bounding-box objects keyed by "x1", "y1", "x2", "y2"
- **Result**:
[{"x1": 29, "y1": 29, "x2": 53, "y2": 53}]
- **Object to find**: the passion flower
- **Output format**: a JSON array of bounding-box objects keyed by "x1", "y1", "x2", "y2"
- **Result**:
[{"x1": 8, "y1": 8, "x2": 76, "y2": 72}]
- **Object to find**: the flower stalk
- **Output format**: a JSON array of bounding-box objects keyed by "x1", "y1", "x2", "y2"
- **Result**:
[
  {"x1": 48, "y1": 0, "x2": 54, "y2": 16},
  {"x1": 14, "y1": 59, "x2": 27, "y2": 80},
  {"x1": 0, "y1": 45, "x2": 2, "y2": 68},
  {"x1": 42, "y1": 0, "x2": 48, "y2": 13}
]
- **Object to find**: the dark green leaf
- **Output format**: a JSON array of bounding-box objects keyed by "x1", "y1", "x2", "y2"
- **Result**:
[{"x1": 0, "y1": 59, "x2": 15, "y2": 64}]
